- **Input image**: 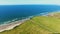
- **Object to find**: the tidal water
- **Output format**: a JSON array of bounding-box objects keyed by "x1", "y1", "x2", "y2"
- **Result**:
[{"x1": 0, "y1": 5, "x2": 60, "y2": 25}]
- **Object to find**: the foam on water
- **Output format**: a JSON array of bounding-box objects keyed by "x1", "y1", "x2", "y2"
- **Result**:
[{"x1": 0, "y1": 16, "x2": 33, "y2": 26}]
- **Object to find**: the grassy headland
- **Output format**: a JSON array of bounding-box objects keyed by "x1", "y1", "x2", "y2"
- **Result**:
[{"x1": 0, "y1": 12, "x2": 60, "y2": 34}]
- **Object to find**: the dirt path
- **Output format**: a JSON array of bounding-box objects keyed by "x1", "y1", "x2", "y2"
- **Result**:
[{"x1": 30, "y1": 20, "x2": 57, "y2": 33}]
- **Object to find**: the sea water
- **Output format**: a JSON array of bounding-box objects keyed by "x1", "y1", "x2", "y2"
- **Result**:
[{"x1": 0, "y1": 5, "x2": 60, "y2": 25}]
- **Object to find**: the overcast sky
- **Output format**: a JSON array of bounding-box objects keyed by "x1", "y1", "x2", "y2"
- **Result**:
[{"x1": 0, "y1": 0, "x2": 60, "y2": 5}]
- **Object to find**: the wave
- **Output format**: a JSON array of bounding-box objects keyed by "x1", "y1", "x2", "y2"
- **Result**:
[
  {"x1": 0, "y1": 16, "x2": 32, "y2": 32},
  {"x1": 0, "y1": 16, "x2": 33, "y2": 26}
]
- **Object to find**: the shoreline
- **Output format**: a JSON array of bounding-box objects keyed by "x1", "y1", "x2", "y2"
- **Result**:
[
  {"x1": 0, "y1": 18, "x2": 30, "y2": 32},
  {"x1": 0, "y1": 11, "x2": 60, "y2": 32},
  {"x1": 40, "y1": 11, "x2": 60, "y2": 16}
]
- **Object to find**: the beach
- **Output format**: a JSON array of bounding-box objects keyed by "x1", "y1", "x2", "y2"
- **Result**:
[{"x1": 0, "y1": 18, "x2": 30, "y2": 32}]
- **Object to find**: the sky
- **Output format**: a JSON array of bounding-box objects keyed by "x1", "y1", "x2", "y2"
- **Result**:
[{"x1": 0, "y1": 0, "x2": 60, "y2": 5}]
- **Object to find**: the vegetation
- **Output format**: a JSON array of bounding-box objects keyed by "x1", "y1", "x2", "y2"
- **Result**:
[{"x1": 0, "y1": 13, "x2": 60, "y2": 34}]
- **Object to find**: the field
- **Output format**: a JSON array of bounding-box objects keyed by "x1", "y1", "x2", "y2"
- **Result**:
[{"x1": 0, "y1": 13, "x2": 60, "y2": 34}]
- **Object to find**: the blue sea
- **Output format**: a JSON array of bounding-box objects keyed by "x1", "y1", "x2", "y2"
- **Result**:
[{"x1": 0, "y1": 5, "x2": 60, "y2": 25}]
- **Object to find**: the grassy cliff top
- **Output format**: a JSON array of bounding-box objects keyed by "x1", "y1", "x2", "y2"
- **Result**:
[{"x1": 0, "y1": 12, "x2": 60, "y2": 34}]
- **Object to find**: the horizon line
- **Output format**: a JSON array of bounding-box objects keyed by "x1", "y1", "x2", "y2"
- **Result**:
[{"x1": 0, "y1": 4, "x2": 59, "y2": 5}]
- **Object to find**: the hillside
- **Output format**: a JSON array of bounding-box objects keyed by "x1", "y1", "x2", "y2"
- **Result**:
[{"x1": 0, "y1": 12, "x2": 60, "y2": 34}]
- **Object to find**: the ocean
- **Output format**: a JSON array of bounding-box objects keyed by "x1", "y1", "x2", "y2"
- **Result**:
[{"x1": 0, "y1": 5, "x2": 60, "y2": 25}]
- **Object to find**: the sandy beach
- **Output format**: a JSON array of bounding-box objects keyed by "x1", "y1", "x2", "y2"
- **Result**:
[{"x1": 0, "y1": 18, "x2": 30, "y2": 32}]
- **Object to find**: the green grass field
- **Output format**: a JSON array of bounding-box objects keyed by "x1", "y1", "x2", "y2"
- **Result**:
[{"x1": 0, "y1": 14, "x2": 60, "y2": 34}]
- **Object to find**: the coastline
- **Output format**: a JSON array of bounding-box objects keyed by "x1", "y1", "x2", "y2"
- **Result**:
[
  {"x1": 40, "y1": 11, "x2": 60, "y2": 16},
  {"x1": 0, "y1": 18, "x2": 30, "y2": 32},
  {"x1": 0, "y1": 11, "x2": 60, "y2": 32}
]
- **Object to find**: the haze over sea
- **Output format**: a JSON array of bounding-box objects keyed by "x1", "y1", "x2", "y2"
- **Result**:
[{"x1": 0, "y1": 5, "x2": 60, "y2": 25}]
